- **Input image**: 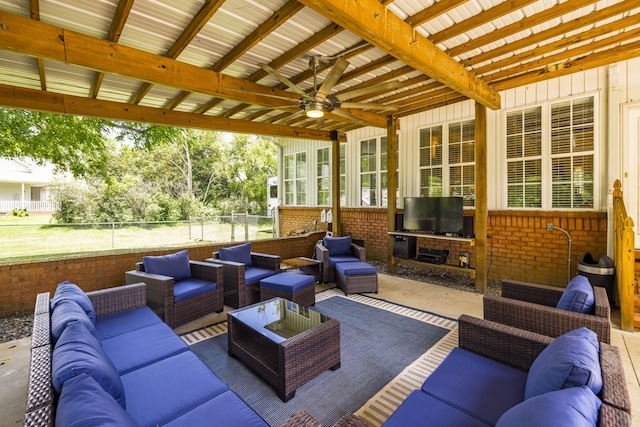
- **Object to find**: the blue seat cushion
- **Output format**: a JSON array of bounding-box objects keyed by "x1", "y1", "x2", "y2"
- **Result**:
[
  {"x1": 121, "y1": 350, "x2": 229, "y2": 427},
  {"x1": 219, "y1": 242, "x2": 253, "y2": 267},
  {"x1": 421, "y1": 347, "x2": 528, "y2": 426},
  {"x1": 328, "y1": 254, "x2": 361, "y2": 267},
  {"x1": 556, "y1": 275, "x2": 595, "y2": 313},
  {"x1": 525, "y1": 327, "x2": 602, "y2": 400},
  {"x1": 101, "y1": 322, "x2": 189, "y2": 374},
  {"x1": 382, "y1": 390, "x2": 491, "y2": 427},
  {"x1": 94, "y1": 306, "x2": 162, "y2": 340},
  {"x1": 323, "y1": 236, "x2": 352, "y2": 255},
  {"x1": 50, "y1": 281, "x2": 97, "y2": 324},
  {"x1": 52, "y1": 320, "x2": 126, "y2": 408},
  {"x1": 56, "y1": 374, "x2": 138, "y2": 427},
  {"x1": 173, "y1": 278, "x2": 218, "y2": 303},
  {"x1": 260, "y1": 273, "x2": 315, "y2": 292},
  {"x1": 497, "y1": 386, "x2": 601, "y2": 427},
  {"x1": 245, "y1": 266, "x2": 276, "y2": 285},
  {"x1": 336, "y1": 261, "x2": 377, "y2": 276},
  {"x1": 51, "y1": 299, "x2": 99, "y2": 344},
  {"x1": 163, "y1": 390, "x2": 268, "y2": 427},
  {"x1": 143, "y1": 250, "x2": 191, "y2": 281}
]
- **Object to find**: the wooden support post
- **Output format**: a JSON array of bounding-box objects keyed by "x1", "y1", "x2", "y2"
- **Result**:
[
  {"x1": 331, "y1": 132, "x2": 341, "y2": 236},
  {"x1": 387, "y1": 116, "x2": 398, "y2": 273},
  {"x1": 474, "y1": 102, "x2": 488, "y2": 292}
]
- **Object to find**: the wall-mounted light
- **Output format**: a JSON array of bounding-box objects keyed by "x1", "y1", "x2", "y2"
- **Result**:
[{"x1": 547, "y1": 223, "x2": 572, "y2": 283}]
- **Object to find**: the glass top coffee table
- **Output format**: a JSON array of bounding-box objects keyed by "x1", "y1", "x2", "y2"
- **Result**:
[{"x1": 227, "y1": 298, "x2": 341, "y2": 401}]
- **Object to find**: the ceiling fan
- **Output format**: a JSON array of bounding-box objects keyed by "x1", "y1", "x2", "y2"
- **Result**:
[{"x1": 259, "y1": 56, "x2": 400, "y2": 122}]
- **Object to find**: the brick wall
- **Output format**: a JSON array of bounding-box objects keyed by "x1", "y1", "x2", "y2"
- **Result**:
[
  {"x1": 280, "y1": 208, "x2": 608, "y2": 287},
  {"x1": 0, "y1": 231, "x2": 324, "y2": 316}
]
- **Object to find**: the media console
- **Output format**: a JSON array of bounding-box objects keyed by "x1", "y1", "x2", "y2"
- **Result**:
[{"x1": 388, "y1": 231, "x2": 475, "y2": 278}]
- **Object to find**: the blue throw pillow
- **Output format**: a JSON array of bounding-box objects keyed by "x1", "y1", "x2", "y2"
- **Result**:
[
  {"x1": 142, "y1": 250, "x2": 191, "y2": 281},
  {"x1": 56, "y1": 373, "x2": 137, "y2": 427},
  {"x1": 52, "y1": 320, "x2": 126, "y2": 408},
  {"x1": 323, "y1": 236, "x2": 352, "y2": 256},
  {"x1": 219, "y1": 242, "x2": 253, "y2": 267},
  {"x1": 556, "y1": 275, "x2": 595, "y2": 313},
  {"x1": 50, "y1": 281, "x2": 97, "y2": 325},
  {"x1": 525, "y1": 327, "x2": 602, "y2": 400},
  {"x1": 496, "y1": 386, "x2": 601, "y2": 427},
  {"x1": 51, "y1": 299, "x2": 99, "y2": 344}
]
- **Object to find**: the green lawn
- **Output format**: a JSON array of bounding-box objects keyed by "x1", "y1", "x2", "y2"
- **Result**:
[{"x1": 0, "y1": 216, "x2": 274, "y2": 262}]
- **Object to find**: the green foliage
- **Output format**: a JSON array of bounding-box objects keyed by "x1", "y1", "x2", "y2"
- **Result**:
[{"x1": 12, "y1": 208, "x2": 29, "y2": 217}]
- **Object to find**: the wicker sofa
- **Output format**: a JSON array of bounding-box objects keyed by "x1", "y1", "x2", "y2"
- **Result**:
[
  {"x1": 24, "y1": 282, "x2": 268, "y2": 427},
  {"x1": 483, "y1": 278, "x2": 612, "y2": 343},
  {"x1": 382, "y1": 315, "x2": 631, "y2": 427}
]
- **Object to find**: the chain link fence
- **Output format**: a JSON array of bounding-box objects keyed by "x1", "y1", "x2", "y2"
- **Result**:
[{"x1": 0, "y1": 214, "x2": 275, "y2": 262}]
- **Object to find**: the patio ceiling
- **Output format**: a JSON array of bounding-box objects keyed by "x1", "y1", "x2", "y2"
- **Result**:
[{"x1": 0, "y1": 0, "x2": 639, "y2": 141}]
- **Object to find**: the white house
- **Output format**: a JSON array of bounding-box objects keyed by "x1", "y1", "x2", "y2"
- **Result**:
[{"x1": 0, "y1": 158, "x2": 63, "y2": 213}]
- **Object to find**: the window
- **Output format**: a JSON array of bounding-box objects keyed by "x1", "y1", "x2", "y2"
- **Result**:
[
  {"x1": 317, "y1": 147, "x2": 330, "y2": 206},
  {"x1": 419, "y1": 126, "x2": 443, "y2": 197},
  {"x1": 506, "y1": 107, "x2": 542, "y2": 208},
  {"x1": 551, "y1": 97, "x2": 594, "y2": 208},
  {"x1": 505, "y1": 96, "x2": 595, "y2": 209},
  {"x1": 359, "y1": 136, "x2": 396, "y2": 207},
  {"x1": 448, "y1": 120, "x2": 475, "y2": 206},
  {"x1": 284, "y1": 152, "x2": 306, "y2": 205}
]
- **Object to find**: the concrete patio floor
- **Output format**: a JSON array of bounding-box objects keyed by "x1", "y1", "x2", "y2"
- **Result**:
[{"x1": 2, "y1": 273, "x2": 638, "y2": 426}]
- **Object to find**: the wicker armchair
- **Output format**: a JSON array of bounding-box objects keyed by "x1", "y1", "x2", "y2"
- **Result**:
[
  {"x1": 125, "y1": 258, "x2": 224, "y2": 328},
  {"x1": 483, "y1": 279, "x2": 612, "y2": 343},
  {"x1": 206, "y1": 246, "x2": 280, "y2": 308},
  {"x1": 315, "y1": 236, "x2": 365, "y2": 283}
]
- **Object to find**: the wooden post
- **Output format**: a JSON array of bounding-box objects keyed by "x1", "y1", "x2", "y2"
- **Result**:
[
  {"x1": 331, "y1": 132, "x2": 341, "y2": 236},
  {"x1": 474, "y1": 102, "x2": 488, "y2": 292},
  {"x1": 612, "y1": 179, "x2": 635, "y2": 332},
  {"x1": 387, "y1": 116, "x2": 398, "y2": 273}
]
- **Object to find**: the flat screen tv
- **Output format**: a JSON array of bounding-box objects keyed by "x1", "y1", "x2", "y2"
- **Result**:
[{"x1": 403, "y1": 197, "x2": 464, "y2": 235}]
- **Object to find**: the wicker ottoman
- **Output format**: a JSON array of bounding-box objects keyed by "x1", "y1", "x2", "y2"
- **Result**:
[
  {"x1": 260, "y1": 272, "x2": 316, "y2": 306},
  {"x1": 335, "y1": 261, "x2": 378, "y2": 295}
]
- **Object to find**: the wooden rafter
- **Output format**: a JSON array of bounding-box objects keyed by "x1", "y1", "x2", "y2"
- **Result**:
[
  {"x1": 405, "y1": 0, "x2": 466, "y2": 28},
  {"x1": 29, "y1": 0, "x2": 46, "y2": 91}
]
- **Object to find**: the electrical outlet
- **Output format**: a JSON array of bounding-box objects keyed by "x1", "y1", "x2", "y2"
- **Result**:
[{"x1": 546, "y1": 223, "x2": 554, "y2": 231}]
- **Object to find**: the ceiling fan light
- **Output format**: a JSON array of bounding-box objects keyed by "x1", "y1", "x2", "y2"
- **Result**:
[{"x1": 306, "y1": 108, "x2": 324, "y2": 118}]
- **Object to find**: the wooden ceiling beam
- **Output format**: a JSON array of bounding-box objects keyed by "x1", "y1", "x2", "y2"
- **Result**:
[
  {"x1": 29, "y1": 0, "x2": 47, "y2": 91},
  {"x1": 0, "y1": 84, "x2": 333, "y2": 140},
  {"x1": 405, "y1": 0, "x2": 466, "y2": 28},
  {"x1": 447, "y1": 0, "x2": 599, "y2": 58},
  {"x1": 297, "y1": 0, "x2": 500, "y2": 110},
  {"x1": 430, "y1": 0, "x2": 538, "y2": 45},
  {"x1": 0, "y1": 11, "x2": 300, "y2": 107}
]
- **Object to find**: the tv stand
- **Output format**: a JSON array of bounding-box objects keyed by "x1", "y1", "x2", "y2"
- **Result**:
[{"x1": 388, "y1": 231, "x2": 475, "y2": 278}]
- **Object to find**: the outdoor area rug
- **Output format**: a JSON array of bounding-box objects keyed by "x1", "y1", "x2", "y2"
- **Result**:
[{"x1": 184, "y1": 289, "x2": 458, "y2": 426}]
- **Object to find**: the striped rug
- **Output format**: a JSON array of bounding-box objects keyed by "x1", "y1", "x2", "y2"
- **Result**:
[{"x1": 180, "y1": 288, "x2": 458, "y2": 426}]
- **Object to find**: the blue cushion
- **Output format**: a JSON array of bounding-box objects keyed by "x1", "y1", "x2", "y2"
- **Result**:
[
  {"x1": 173, "y1": 278, "x2": 218, "y2": 303},
  {"x1": 143, "y1": 250, "x2": 191, "y2": 281},
  {"x1": 328, "y1": 255, "x2": 361, "y2": 267},
  {"x1": 52, "y1": 320, "x2": 126, "y2": 408},
  {"x1": 496, "y1": 386, "x2": 601, "y2": 427},
  {"x1": 260, "y1": 273, "x2": 315, "y2": 292},
  {"x1": 557, "y1": 275, "x2": 595, "y2": 313},
  {"x1": 245, "y1": 266, "x2": 276, "y2": 285},
  {"x1": 163, "y1": 390, "x2": 268, "y2": 427},
  {"x1": 121, "y1": 350, "x2": 229, "y2": 427},
  {"x1": 50, "y1": 281, "x2": 96, "y2": 325},
  {"x1": 382, "y1": 390, "x2": 491, "y2": 427},
  {"x1": 94, "y1": 306, "x2": 162, "y2": 340},
  {"x1": 421, "y1": 347, "x2": 528, "y2": 425},
  {"x1": 56, "y1": 374, "x2": 138, "y2": 427},
  {"x1": 219, "y1": 242, "x2": 253, "y2": 267},
  {"x1": 525, "y1": 327, "x2": 602, "y2": 400},
  {"x1": 101, "y1": 322, "x2": 188, "y2": 374},
  {"x1": 323, "y1": 236, "x2": 352, "y2": 256},
  {"x1": 51, "y1": 299, "x2": 99, "y2": 344},
  {"x1": 336, "y1": 261, "x2": 376, "y2": 276}
]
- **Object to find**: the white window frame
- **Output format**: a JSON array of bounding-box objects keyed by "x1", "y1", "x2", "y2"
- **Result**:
[
  {"x1": 316, "y1": 147, "x2": 331, "y2": 206},
  {"x1": 284, "y1": 151, "x2": 307, "y2": 206},
  {"x1": 358, "y1": 135, "x2": 398, "y2": 208}
]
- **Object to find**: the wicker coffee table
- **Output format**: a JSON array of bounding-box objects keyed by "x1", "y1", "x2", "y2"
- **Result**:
[
  {"x1": 280, "y1": 257, "x2": 322, "y2": 282},
  {"x1": 227, "y1": 298, "x2": 341, "y2": 401}
]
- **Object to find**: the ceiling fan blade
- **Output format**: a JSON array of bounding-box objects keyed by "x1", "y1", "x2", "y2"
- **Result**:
[
  {"x1": 258, "y1": 63, "x2": 309, "y2": 99},
  {"x1": 338, "y1": 102, "x2": 399, "y2": 111},
  {"x1": 330, "y1": 108, "x2": 368, "y2": 125},
  {"x1": 316, "y1": 57, "x2": 349, "y2": 100},
  {"x1": 335, "y1": 80, "x2": 401, "y2": 101}
]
